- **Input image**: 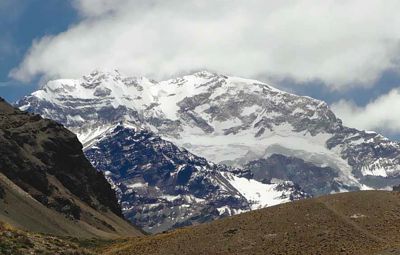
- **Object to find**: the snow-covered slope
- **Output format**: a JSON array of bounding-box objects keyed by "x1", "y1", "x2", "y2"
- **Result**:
[
  {"x1": 18, "y1": 69, "x2": 400, "y2": 230},
  {"x1": 83, "y1": 123, "x2": 306, "y2": 233},
  {"x1": 17, "y1": 70, "x2": 400, "y2": 189}
]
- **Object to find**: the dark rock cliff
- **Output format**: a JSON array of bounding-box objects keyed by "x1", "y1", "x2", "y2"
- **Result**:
[{"x1": 0, "y1": 97, "x2": 122, "y2": 218}]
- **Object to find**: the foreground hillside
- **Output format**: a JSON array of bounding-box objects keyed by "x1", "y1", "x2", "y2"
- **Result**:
[
  {"x1": 0, "y1": 97, "x2": 142, "y2": 238},
  {"x1": 0, "y1": 172, "x2": 140, "y2": 239},
  {"x1": 2, "y1": 191, "x2": 400, "y2": 254},
  {"x1": 103, "y1": 191, "x2": 400, "y2": 255},
  {"x1": 0, "y1": 221, "x2": 93, "y2": 255}
]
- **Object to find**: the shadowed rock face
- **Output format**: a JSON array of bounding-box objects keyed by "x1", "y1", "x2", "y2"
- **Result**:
[
  {"x1": 15, "y1": 70, "x2": 400, "y2": 233},
  {"x1": 0, "y1": 97, "x2": 122, "y2": 219},
  {"x1": 245, "y1": 154, "x2": 350, "y2": 196},
  {"x1": 16, "y1": 71, "x2": 400, "y2": 191},
  {"x1": 85, "y1": 125, "x2": 308, "y2": 233}
]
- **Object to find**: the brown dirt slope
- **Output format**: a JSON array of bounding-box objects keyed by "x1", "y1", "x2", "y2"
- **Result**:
[
  {"x1": 0, "y1": 97, "x2": 142, "y2": 238},
  {"x1": 103, "y1": 191, "x2": 400, "y2": 255},
  {"x1": 0, "y1": 172, "x2": 140, "y2": 239}
]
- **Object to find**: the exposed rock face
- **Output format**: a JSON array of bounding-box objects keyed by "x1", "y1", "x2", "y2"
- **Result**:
[
  {"x1": 0, "y1": 97, "x2": 121, "y2": 218},
  {"x1": 85, "y1": 124, "x2": 307, "y2": 233},
  {"x1": 244, "y1": 154, "x2": 356, "y2": 196},
  {"x1": 16, "y1": 71, "x2": 400, "y2": 185},
  {"x1": 16, "y1": 70, "x2": 400, "y2": 231}
]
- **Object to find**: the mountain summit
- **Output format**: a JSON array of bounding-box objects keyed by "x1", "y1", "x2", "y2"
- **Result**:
[{"x1": 17, "y1": 70, "x2": 400, "y2": 231}]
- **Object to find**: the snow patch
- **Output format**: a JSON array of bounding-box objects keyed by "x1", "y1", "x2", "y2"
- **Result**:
[{"x1": 225, "y1": 173, "x2": 290, "y2": 210}]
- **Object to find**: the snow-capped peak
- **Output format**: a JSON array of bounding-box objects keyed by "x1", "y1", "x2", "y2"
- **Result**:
[
  {"x1": 16, "y1": 69, "x2": 400, "y2": 232},
  {"x1": 16, "y1": 70, "x2": 400, "y2": 189}
]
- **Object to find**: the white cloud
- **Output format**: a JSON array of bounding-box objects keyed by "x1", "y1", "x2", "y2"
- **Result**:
[
  {"x1": 331, "y1": 89, "x2": 400, "y2": 133},
  {"x1": 10, "y1": 0, "x2": 400, "y2": 89}
]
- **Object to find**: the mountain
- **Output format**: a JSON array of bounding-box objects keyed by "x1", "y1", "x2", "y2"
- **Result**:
[
  {"x1": 245, "y1": 154, "x2": 347, "y2": 196},
  {"x1": 84, "y1": 123, "x2": 307, "y2": 233},
  {"x1": 16, "y1": 70, "x2": 400, "y2": 230},
  {"x1": 0, "y1": 98, "x2": 142, "y2": 238},
  {"x1": 102, "y1": 191, "x2": 400, "y2": 255}
]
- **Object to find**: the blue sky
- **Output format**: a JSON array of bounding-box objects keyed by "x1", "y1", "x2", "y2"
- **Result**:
[
  {"x1": 0, "y1": 0, "x2": 77, "y2": 102},
  {"x1": 1, "y1": 1, "x2": 400, "y2": 140}
]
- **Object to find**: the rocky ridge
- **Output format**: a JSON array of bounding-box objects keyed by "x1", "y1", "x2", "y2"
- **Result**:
[
  {"x1": 0, "y1": 97, "x2": 141, "y2": 237},
  {"x1": 85, "y1": 124, "x2": 307, "y2": 233},
  {"x1": 16, "y1": 70, "x2": 400, "y2": 231}
]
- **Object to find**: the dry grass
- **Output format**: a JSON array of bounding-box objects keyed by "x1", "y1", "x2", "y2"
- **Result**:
[
  {"x1": 3, "y1": 191, "x2": 400, "y2": 254},
  {"x1": 0, "y1": 172, "x2": 142, "y2": 239},
  {"x1": 102, "y1": 191, "x2": 400, "y2": 255},
  {"x1": 0, "y1": 221, "x2": 94, "y2": 255}
]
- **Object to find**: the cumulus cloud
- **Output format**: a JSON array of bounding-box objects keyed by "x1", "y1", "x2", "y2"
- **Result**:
[
  {"x1": 10, "y1": 0, "x2": 400, "y2": 89},
  {"x1": 331, "y1": 89, "x2": 400, "y2": 133}
]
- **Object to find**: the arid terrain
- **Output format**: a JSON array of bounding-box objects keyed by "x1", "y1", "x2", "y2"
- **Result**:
[
  {"x1": 2, "y1": 190, "x2": 400, "y2": 254},
  {"x1": 102, "y1": 191, "x2": 400, "y2": 255}
]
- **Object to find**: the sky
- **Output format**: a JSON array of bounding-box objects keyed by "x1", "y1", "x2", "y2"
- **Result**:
[
  {"x1": 1, "y1": 0, "x2": 400, "y2": 140},
  {"x1": 0, "y1": 0, "x2": 78, "y2": 101}
]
